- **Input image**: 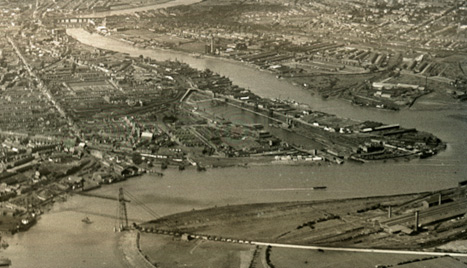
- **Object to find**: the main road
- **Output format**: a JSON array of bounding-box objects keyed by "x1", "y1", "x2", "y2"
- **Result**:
[{"x1": 252, "y1": 241, "x2": 467, "y2": 258}]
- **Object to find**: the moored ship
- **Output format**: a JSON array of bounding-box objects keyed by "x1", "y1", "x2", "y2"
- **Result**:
[{"x1": 312, "y1": 186, "x2": 327, "y2": 190}]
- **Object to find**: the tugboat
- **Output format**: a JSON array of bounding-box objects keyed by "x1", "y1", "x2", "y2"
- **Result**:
[
  {"x1": 419, "y1": 149, "x2": 435, "y2": 159},
  {"x1": 82, "y1": 216, "x2": 92, "y2": 224}
]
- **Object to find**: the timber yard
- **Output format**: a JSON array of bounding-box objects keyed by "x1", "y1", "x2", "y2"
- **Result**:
[{"x1": 0, "y1": 0, "x2": 466, "y2": 267}]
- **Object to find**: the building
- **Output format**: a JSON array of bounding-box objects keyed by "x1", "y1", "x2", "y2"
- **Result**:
[
  {"x1": 141, "y1": 132, "x2": 154, "y2": 140},
  {"x1": 421, "y1": 194, "x2": 453, "y2": 208}
]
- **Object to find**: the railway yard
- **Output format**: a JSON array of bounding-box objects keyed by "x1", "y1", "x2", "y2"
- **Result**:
[{"x1": 139, "y1": 184, "x2": 467, "y2": 267}]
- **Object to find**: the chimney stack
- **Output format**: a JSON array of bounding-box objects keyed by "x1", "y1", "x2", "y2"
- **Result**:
[
  {"x1": 210, "y1": 35, "x2": 214, "y2": 54},
  {"x1": 414, "y1": 211, "x2": 419, "y2": 232}
]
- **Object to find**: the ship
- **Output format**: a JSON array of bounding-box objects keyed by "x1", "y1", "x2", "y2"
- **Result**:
[
  {"x1": 419, "y1": 149, "x2": 435, "y2": 159},
  {"x1": 312, "y1": 186, "x2": 327, "y2": 190}
]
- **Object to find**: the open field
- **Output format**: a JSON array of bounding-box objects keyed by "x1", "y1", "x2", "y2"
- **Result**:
[
  {"x1": 270, "y1": 247, "x2": 467, "y2": 268},
  {"x1": 140, "y1": 234, "x2": 254, "y2": 268}
]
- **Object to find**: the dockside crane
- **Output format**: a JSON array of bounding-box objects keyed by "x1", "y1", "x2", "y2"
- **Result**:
[{"x1": 114, "y1": 188, "x2": 164, "y2": 232}]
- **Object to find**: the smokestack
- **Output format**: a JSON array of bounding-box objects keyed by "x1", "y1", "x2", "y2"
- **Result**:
[
  {"x1": 438, "y1": 193, "x2": 442, "y2": 205},
  {"x1": 414, "y1": 211, "x2": 419, "y2": 232},
  {"x1": 388, "y1": 206, "x2": 392, "y2": 218},
  {"x1": 210, "y1": 35, "x2": 214, "y2": 54}
]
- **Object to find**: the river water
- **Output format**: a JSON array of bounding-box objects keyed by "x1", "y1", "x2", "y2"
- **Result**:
[
  {"x1": 78, "y1": 0, "x2": 202, "y2": 18},
  {"x1": 3, "y1": 8, "x2": 467, "y2": 268}
]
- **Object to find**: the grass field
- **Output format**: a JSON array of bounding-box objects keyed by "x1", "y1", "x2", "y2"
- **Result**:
[
  {"x1": 271, "y1": 248, "x2": 467, "y2": 268},
  {"x1": 139, "y1": 233, "x2": 255, "y2": 268},
  {"x1": 270, "y1": 247, "x2": 467, "y2": 268}
]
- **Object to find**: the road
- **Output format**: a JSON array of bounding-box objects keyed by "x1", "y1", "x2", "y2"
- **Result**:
[
  {"x1": 251, "y1": 241, "x2": 467, "y2": 258},
  {"x1": 401, "y1": 70, "x2": 454, "y2": 84},
  {"x1": 139, "y1": 227, "x2": 467, "y2": 263}
]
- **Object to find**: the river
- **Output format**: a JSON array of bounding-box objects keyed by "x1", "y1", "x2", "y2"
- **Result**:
[
  {"x1": 77, "y1": 0, "x2": 202, "y2": 18},
  {"x1": 3, "y1": 9, "x2": 467, "y2": 268}
]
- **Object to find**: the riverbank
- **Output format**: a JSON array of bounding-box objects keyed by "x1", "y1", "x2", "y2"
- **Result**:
[{"x1": 119, "y1": 231, "x2": 155, "y2": 268}]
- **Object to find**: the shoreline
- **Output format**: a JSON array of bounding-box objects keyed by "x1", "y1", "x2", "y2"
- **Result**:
[{"x1": 119, "y1": 230, "x2": 156, "y2": 268}]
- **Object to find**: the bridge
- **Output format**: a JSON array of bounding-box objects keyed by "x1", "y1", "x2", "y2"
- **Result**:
[
  {"x1": 76, "y1": 191, "x2": 130, "y2": 202},
  {"x1": 77, "y1": 188, "x2": 163, "y2": 232},
  {"x1": 54, "y1": 17, "x2": 102, "y2": 27},
  {"x1": 135, "y1": 225, "x2": 467, "y2": 260}
]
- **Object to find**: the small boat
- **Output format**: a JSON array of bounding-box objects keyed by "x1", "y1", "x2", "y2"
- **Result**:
[
  {"x1": 190, "y1": 53, "x2": 202, "y2": 58},
  {"x1": 419, "y1": 150, "x2": 435, "y2": 159},
  {"x1": 312, "y1": 186, "x2": 327, "y2": 190},
  {"x1": 82, "y1": 217, "x2": 92, "y2": 224}
]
